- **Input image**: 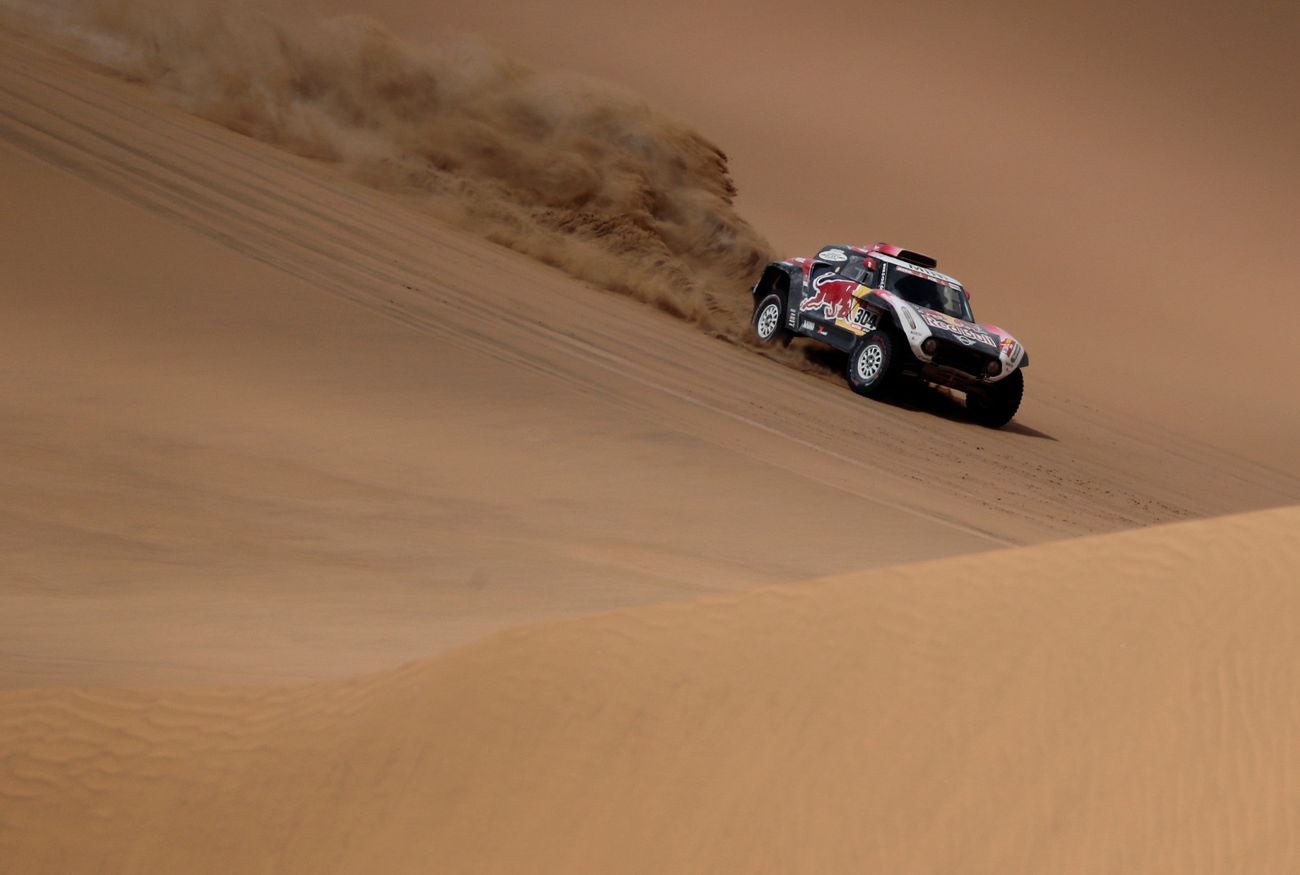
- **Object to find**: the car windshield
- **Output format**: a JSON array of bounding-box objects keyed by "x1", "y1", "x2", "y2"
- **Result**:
[{"x1": 888, "y1": 270, "x2": 972, "y2": 321}]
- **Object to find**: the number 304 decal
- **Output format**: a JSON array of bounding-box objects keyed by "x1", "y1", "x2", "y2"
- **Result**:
[{"x1": 848, "y1": 304, "x2": 876, "y2": 330}]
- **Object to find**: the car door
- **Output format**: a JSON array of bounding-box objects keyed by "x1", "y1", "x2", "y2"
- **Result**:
[{"x1": 798, "y1": 261, "x2": 859, "y2": 330}]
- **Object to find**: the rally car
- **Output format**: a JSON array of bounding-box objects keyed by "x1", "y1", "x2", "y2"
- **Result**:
[{"x1": 750, "y1": 243, "x2": 1027, "y2": 427}]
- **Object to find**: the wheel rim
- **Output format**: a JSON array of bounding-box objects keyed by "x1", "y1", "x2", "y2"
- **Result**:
[
  {"x1": 855, "y1": 342, "x2": 885, "y2": 383},
  {"x1": 756, "y1": 303, "x2": 780, "y2": 339}
]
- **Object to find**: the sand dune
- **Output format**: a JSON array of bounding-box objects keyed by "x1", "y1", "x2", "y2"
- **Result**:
[
  {"x1": 289, "y1": 0, "x2": 1300, "y2": 471},
  {"x1": 2, "y1": 1, "x2": 1299, "y2": 871},
  {"x1": 5, "y1": 25, "x2": 1294, "y2": 688},
  {"x1": 4, "y1": 504, "x2": 1299, "y2": 873},
  {"x1": 15, "y1": 0, "x2": 1300, "y2": 470}
]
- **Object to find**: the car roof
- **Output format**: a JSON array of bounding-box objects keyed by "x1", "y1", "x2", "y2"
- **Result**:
[
  {"x1": 871, "y1": 252, "x2": 964, "y2": 289},
  {"x1": 813, "y1": 242, "x2": 967, "y2": 291}
]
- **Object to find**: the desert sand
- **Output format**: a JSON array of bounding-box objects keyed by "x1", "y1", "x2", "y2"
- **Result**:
[
  {"x1": 1, "y1": 0, "x2": 1298, "y2": 870},
  {"x1": 5, "y1": 506, "x2": 1300, "y2": 873}
]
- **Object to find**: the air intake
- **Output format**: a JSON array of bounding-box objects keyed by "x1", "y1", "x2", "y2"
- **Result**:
[
  {"x1": 896, "y1": 249, "x2": 938, "y2": 269},
  {"x1": 863, "y1": 243, "x2": 940, "y2": 270}
]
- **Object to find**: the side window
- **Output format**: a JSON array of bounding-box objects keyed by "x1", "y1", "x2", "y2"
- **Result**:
[
  {"x1": 836, "y1": 254, "x2": 868, "y2": 283},
  {"x1": 844, "y1": 257, "x2": 882, "y2": 288},
  {"x1": 808, "y1": 262, "x2": 839, "y2": 287}
]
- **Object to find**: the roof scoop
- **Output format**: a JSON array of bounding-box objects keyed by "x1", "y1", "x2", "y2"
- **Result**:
[{"x1": 863, "y1": 243, "x2": 939, "y2": 270}]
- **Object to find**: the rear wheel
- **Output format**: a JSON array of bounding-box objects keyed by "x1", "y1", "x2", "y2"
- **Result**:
[
  {"x1": 752, "y1": 292, "x2": 789, "y2": 346},
  {"x1": 845, "y1": 330, "x2": 896, "y2": 397},
  {"x1": 967, "y1": 368, "x2": 1024, "y2": 427}
]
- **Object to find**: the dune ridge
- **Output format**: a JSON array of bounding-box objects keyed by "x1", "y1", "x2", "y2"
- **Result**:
[
  {"x1": 2, "y1": 0, "x2": 772, "y2": 334},
  {"x1": 4, "y1": 504, "x2": 1299, "y2": 873}
]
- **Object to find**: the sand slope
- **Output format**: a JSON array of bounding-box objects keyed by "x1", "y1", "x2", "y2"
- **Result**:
[
  {"x1": 0, "y1": 8, "x2": 1298, "y2": 872},
  {"x1": 13, "y1": 0, "x2": 1300, "y2": 469},
  {"x1": 4, "y1": 27, "x2": 1296, "y2": 688},
  {"x1": 4, "y1": 504, "x2": 1299, "y2": 873},
  {"x1": 288, "y1": 0, "x2": 1300, "y2": 470}
]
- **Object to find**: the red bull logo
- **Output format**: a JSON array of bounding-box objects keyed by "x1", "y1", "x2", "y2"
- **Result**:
[
  {"x1": 920, "y1": 310, "x2": 995, "y2": 347},
  {"x1": 799, "y1": 274, "x2": 858, "y2": 321}
]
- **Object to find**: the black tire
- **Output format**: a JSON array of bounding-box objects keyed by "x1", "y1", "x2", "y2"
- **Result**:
[
  {"x1": 966, "y1": 368, "x2": 1024, "y2": 428},
  {"x1": 845, "y1": 330, "x2": 896, "y2": 397},
  {"x1": 752, "y1": 292, "x2": 789, "y2": 346}
]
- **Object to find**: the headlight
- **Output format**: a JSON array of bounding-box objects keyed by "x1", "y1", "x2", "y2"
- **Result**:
[
  {"x1": 984, "y1": 359, "x2": 1002, "y2": 377},
  {"x1": 921, "y1": 338, "x2": 937, "y2": 356}
]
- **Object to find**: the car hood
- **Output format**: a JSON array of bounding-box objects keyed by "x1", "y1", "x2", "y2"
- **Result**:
[
  {"x1": 876, "y1": 290, "x2": 1028, "y2": 375},
  {"x1": 866, "y1": 289, "x2": 1028, "y2": 374},
  {"x1": 913, "y1": 307, "x2": 1005, "y2": 355}
]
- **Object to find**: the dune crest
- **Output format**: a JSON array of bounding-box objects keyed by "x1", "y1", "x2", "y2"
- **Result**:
[
  {"x1": 5, "y1": 0, "x2": 772, "y2": 333},
  {"x1": 4, "y1": 504, "x2": 1299, "y2": 873}
]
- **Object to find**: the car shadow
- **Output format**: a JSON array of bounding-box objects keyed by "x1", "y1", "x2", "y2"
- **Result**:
[{"x1": 800, "y1": 346, "x2": 1059, "y2": 441}]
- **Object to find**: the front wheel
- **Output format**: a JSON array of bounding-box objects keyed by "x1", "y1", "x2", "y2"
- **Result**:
[
  {"x1": 845, "y1": 330, "x2": 896, "y2": 397},
  {"x1": 751, "y1": 292, "x2": 789, "y2": 346},
  {"x1": 966, "y1": 368, "x2": 1024, "y2": 428}
]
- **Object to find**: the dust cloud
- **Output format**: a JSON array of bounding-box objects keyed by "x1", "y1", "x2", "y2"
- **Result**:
[{"x1": 16, "y1": 0, "x2": 773, "y2": 336}]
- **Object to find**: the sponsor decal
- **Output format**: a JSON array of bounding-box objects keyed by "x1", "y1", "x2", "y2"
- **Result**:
[
  {"x1": 896, "y1": 262, "x2": 960, "y2": 289},
  {"x1": 920, "y1": 310, "x2": 995, "y2": 347},
  {"x1": 799, "y1": 273, "x2": 859, "y2": 321},
  {"x1": 799, "y1": 319, "x2": 814, "y2": 331},
  {"x1": 817, "y1": 248, "x2": 848, "y2": 262}
]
